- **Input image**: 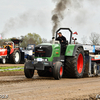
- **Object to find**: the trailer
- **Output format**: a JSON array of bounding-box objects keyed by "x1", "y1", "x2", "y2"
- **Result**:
[{"x1": 83, "y1": 45, "x2": 100, "y2": 77}]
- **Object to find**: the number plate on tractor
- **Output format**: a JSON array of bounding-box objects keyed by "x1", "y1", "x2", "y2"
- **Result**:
[{"x1": 37, "y1": 58, "x2": 43, "y2": 62}]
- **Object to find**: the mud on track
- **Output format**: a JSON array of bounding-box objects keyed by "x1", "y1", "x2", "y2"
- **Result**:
[
  {"x1": 0, "y1": 74, "x2": 100, "y2": 100},
  {"x1": 0, "y1": 64, "x2": 24, "y2": 67},
  {"x1": 0, "y1": 64, "x2": 100, "y2": 100}
]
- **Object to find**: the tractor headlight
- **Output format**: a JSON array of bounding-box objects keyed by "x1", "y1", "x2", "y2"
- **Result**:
[
  {"x1": 44, "y1": 59, "x2": 48, "y2": 61},
  {"x1": 34, "y1": 59, "x2": 37, "y2": 61}
]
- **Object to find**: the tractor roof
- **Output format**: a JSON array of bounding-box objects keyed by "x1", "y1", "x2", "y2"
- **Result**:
[{"x1": 11, "y1": 39, "x2": 22, "y2": 44}]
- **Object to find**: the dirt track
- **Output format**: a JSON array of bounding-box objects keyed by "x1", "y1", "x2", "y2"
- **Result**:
[
  {"x1": 0, "y1": 64, "x2": 100, "y2": 100},
  {"x1": 0, "y1": 64, "x2": 24, "y2": 67},
  {"x1": 0, "y1": 74, "x2": 100, "y2": 100}
]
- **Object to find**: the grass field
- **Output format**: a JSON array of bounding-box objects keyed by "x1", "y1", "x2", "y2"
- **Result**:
[{"x1": 0, "y1": 66, "x2": 24, "y2": 72}]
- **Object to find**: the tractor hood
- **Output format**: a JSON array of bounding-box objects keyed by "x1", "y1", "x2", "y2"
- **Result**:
[
  {"x1": 0, "y1": 49, "x2": 7, "y2": 56},
  {"x1": 35, "y1": 44, "x2": 52, "y2": 57}
]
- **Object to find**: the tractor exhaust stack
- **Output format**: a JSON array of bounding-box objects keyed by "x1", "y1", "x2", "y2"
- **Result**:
[{"x1": 52, "y1": 37, "x2": 55, "y2": 44}]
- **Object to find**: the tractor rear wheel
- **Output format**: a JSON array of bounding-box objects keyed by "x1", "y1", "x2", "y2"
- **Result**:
[
  {"x1": 10, "y1": 50, "x2": 21, "y2": 64},
  {"x1": 24, "y1": 62, "x2": 34, "y2": 78},
  {"x1": 53, "y1": 62, "x2": 63, "y2": 80},
  {"x1": 63, "y1": 48, "x2": 85, "y2": 78}
]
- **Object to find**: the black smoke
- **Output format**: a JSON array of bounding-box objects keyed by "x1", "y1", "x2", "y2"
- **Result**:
[{"x1": 51, "y1": 0, "x2": 71, "y2": 37}]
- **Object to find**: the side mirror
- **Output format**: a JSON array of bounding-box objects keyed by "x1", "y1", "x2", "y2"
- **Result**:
[{"x1": 75, "y1": 38, "x2": 77, "y2": 40}]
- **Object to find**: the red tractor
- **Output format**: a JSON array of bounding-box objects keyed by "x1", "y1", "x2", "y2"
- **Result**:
[{"x1": 0, "y1": 39, "x2": 24, "y2": 64}]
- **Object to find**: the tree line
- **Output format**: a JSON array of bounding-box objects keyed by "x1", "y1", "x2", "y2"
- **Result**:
[
  {"x1": 81, "y1": 32, "x2": 100, "y2": 45},
  {"x1": 0, "y1": 33, "x2": 51, "y2": 48},
  {"x1": 0, "y1": 32, "x2": 100, "y2": 48}
]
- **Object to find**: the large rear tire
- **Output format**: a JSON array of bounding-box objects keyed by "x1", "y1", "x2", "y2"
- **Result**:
[
  {"x1": 24, "y1": 62, "x2": 34, "y2": 78},
  {"x1": 10, "y1": 50, "x2": 21, "y2": 64},
  {"x1": 63, "y1": 48, "x2": 85, "y2": 78},
  {"x1": 53, "y1": 62, "x2": 63, "y2": 80}
]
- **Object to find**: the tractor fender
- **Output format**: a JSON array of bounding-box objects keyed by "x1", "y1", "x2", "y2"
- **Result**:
[
  {"x1": 10, "y1": 48, "x2": 14, "y2": 54},
  {"x1": 72, "y1": 45, "x2": 84, "y2": 56},
  {"x1": 65, "y1": 44, "x2": 84, "y2": 56}
]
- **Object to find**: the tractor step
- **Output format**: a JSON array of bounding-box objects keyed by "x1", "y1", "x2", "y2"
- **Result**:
[{"x1": 60, "y1": 55, "x2": 64, "y2": 62}]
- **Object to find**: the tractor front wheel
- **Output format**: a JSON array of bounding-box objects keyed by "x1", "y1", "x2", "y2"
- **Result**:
[
  {"x1": 53, "y1": 62, "x2": 63, "y2": 80},
  {"x1": 2, "y1": 57, "x2": 6, "y2": 64},
  {"x1": 24, "y1": 62, "x2": 34, "y2": 78}
]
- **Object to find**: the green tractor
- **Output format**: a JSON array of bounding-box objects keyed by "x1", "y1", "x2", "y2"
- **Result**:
[{"x1": 24, "y1": 28, "x2": 85, "y2": 80}]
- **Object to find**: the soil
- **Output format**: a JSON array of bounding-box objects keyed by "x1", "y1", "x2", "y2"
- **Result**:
[
  {"x1": 0, "y1": 64, "x2": 100, "y2": 100},
  {"x1": 0, "y1": 64, "x2": 24, "y2": 67},
  {"x1": 0, "y1": 71, "x2": 24, "y2": 76}
]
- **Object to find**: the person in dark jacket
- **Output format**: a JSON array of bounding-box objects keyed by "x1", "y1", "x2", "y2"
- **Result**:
[
  {"x1": 56, "y1": 32, "x2": 67, "y2": 54},
  {"x1": 56, "y1": 32, "x2": 66, "y2": 44}
]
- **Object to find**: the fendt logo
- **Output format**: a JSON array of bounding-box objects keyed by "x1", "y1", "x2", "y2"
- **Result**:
[{"x1": 40, "y1": 46, "x2": 42, "y2": 48}]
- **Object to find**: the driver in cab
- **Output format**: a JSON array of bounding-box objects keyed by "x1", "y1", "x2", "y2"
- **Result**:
[
  {"x1": 56, "y1": 32, "x2": 67, "y2": 54},
  {"x1": 56, "y1": 32, "x2": 66, "y2": 44}
]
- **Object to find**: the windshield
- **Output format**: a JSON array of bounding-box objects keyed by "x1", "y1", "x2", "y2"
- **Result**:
[{"x1": 26, "y1": 44, "x2": 35, "y2": 50}]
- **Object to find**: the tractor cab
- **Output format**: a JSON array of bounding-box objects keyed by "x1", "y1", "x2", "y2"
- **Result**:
[
  {"x1": 11, "y1": 39, "x2": 22, "y2": 49},
  {"x1": 3, "y1": 41, "x2": 14, "y2": 48},
  {"x1": 55, "y1": 28, "x2": 73, "y2": 55},
  {"x1": 55, "y1": 28, "x2": 73, "y2": 44}
]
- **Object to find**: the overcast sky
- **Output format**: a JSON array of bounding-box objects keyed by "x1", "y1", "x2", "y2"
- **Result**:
[{"x1": 0, "y1": 0, "x2": 100, "y2": 43}]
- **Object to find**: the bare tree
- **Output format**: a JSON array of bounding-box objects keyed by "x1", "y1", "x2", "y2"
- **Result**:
[
  {"x1": 81, "y1": 35, "x2": 87, "y2": 44},
  {"x1": 89, "y1": 32, "x2": 100, "y2": 45},
  {"x1": 49, "y1": 40, "x2": 52, "y2": 43}
]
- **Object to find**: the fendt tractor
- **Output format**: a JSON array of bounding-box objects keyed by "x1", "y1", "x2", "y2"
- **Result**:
[{"x1": 24, "y1": 28, "x2": 100, "y2": 80}]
